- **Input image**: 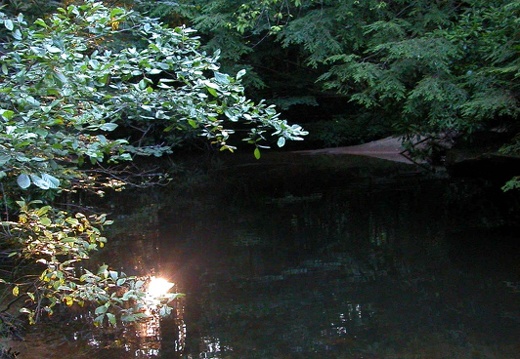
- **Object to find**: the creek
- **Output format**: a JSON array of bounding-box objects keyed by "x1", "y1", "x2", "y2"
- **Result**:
[{"x1": 13, "y1": 151, "x2": 520, "y2": 358}]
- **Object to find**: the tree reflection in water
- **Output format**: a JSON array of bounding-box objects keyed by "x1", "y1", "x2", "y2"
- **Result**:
[
  {"x1": 14, "y1": 153, "x2": 518, "y2": 358},
  {"x1": 130, "y1": 314, "x2": 162, "y2": 357},
  {"x1": 196, "y1": 336, "x2": 233, "y2": 358}
]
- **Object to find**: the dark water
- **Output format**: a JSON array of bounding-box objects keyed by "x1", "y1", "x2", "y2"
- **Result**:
[{"x1": 18, "y1": 152, "x2": 520, "y2": 358}]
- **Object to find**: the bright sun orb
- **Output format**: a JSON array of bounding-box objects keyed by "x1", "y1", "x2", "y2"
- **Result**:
[{"x1": 147, "y1": 277, "x2": 174, "y2": 298}]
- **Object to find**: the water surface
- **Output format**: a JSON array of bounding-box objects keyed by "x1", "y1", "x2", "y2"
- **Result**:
[{"x1": 15, "y1": 152, "x2": 520, "y2": 358}]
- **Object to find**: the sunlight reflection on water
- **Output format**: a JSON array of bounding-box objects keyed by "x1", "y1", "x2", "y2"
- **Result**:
[
  {"x1": 64, "y1": 276, "x2": 186, "y2": 358},
  {"x1": 15, "y1": 153, "x2": 518, "y2": 359}
]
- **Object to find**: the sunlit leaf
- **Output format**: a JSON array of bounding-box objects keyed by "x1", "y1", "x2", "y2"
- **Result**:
[
  {"x1": 207, "y1": 87, "x2": 218, "y2": 97},
  {"x1": 188, "y1": 119, "x2": 198, "y2": 128},
  {"x1": 214, "y1": 71, "x2": 230, "y2": 85},
  {"x1": 41, "y1": 173, "x2": 60, "y2": 189},
  {"x1": 30, "y1": 174, "x2": 50, "y2": 189},
  {"x1": 46, "y1": 45, "x2": 61, "y2": 53},
  {"x1": 0, "y1": 109, "x2": 14, "y2": 120},
  {"x1": 34, "y1": 18, "x2": 47, "y2": 28},
  {"x1": 4, "y1": 19, "x2": 14, "y2": 31},
  {"x1": 236, "y1": 69, "x2": 247, "y2": 79},
  {"x1": 99, "y1": 122, "x2": 118, "y2": 131},
  {"x1": 109, "y1": 270, "x2": 118, "y2": 281},
  {"x1": 16, "y1": 174, "x2": 31, "y2": 189},
  {"x1": 40, "y1": 217, "x2": 52, "y2": 226}
]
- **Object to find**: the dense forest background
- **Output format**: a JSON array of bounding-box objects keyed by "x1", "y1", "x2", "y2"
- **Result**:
[
  {"x1": 111, "y1": 1, "x2": 518, "y2": 189},
  {"x1": 132, "y1": 0, "x2": 520, "y2": 163},
  {"x1": 5, "y1": 1, "x2": 520, "y2": 155}
]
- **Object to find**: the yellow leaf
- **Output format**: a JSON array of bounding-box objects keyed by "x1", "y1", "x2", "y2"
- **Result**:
[
  {"x1": 12, "y1": 286, "x2": 19, "y2": 296},
  {"x1": 111, "y1": 20, "x2": 120, "y2": 30}
]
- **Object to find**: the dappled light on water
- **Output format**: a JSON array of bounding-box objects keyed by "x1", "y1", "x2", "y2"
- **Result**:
[
  {"x1": 147, "y1": 277, "x2": 175, "y2": 299},
  {"x1": 190, "y1": 336, "x2": 233, "y2": 359},
  {"x1": 56, "y1": 276, "x2": 186, "y2": 358}
]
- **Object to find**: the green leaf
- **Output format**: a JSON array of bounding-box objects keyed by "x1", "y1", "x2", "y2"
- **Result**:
[
  {"x1": 94, "y1": 314, "x2": 105, "y2": 325},
  {"x1": 40, "y1": 217, "x2": 52, "y2": 226},
  {"x1": 106, "y1": 312, "x2": 116, "y2": 326},
  {"x1": 95, "y1": 305, "x2": 108, "y2": 315},
  {"x1": 65, "y1": 218, "x2": 79, "y2": 226},
  {"x1": 99, "y1": 122, "x2": 118, "y2": 131},
  {"x1": 155, "y1": 110, "x2": 167, "y2": 119},
  {"x1": 12, "y1": 29, "x2": 22, "y2": 40},
  {"x1": 0, "y1": 109, "x2": 14, "y2": 120},
  {"x1": 34, "y1": 18, "x2": 47, "y2": 28},
  {"x1": 122, "y1": 290, "x2": 134, "y2": 301},
  {"x1": 30, "y1": 174, "x2": 50, "y2": 189},
  {"x1": 54, "y1": 71, "x2": 68, "y2": 85},
  {"x1": 41, "y1": 173, "x2": 60, "y2": 189},
  {"x1": 135, "y1": 280, "x2": 145, "y2": 289},
  {"x1": 254, "y1": 147, "x2": 261, "y2": 159},
  {"x1": 236, "y1": 69, "x2": 247, "y2": 79},
  {"x1": 109, "y1": 270, "x2": 118, "y2": 281},
  {"x1": 0, "y1": 155, "x2": 10, "y2": 167},
  {"x1": 204, "y1": 80, "x2": 219, "y2": 89},
  {"x1": 46, "y1": 45, "x2": 61, "y2": 54},
  {"x1": 16, "y1": 174, "x2": 31, "y2": 189},
  {"x1": 110, "y1": 8, "x2": 125, "y2": 18},
  {"x1": 214, "y1": 71, "x2": 230, "y2": 85},
  {"x1": 4, "y1": 19, "x2": 14, "y2": 31},
  {"x1": 207, "y1": 87, "x2": 218, "y2": 97},
  {"x1": 138, "y1": 79, "x2": 147, "y2": 90}
]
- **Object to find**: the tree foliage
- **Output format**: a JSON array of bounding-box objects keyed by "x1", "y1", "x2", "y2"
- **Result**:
[
  {"x1": 137, "y1": 0, "x2": 519, "y2": 165},
  {"x1": 0, "y1": 0, "x2": 306, "y2": 327}
]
